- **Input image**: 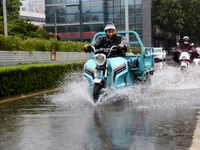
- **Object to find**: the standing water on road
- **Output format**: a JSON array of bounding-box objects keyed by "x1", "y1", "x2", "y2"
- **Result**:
[
  {"x1": 1, "y1": 62, "x2": 200, "y2": 150},
  {"x1": 52, "y1": 63, "x2": 200, "y2": 109}
]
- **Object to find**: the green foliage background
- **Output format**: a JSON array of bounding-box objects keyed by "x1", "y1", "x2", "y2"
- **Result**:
[
  {"x1": 0, "y1": 0, "x2": 55, "y2": 39},
  {"x1": 153, "y1": 0, "x2": 200, "y2": 42},
  {"x1": 0, "y1": 34, "x2": 89, "y2": 52},
  {"x1": 0, "y1": 34, "x2": 141, "y2": 53},
  {"x1": 0, "y1": 0, "x2": 21, "y2": 18}
]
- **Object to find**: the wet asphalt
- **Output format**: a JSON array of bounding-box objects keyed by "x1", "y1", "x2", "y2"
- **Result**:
[{"x1": 0, "y1": 56, "x2": 200, "y2": 150}]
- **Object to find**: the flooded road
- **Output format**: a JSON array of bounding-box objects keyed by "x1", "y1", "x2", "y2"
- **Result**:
[{"x1": 1, "y1": 59, "x2": 200, "y2": 150}]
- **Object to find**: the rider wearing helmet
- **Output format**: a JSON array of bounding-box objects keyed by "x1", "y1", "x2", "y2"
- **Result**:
[
  {"x1": 84, "y1": 22, "x2": 128, "y2": 57},
  {"x1": 173, "y1": 36, "x2": 198, "y2": 63}
]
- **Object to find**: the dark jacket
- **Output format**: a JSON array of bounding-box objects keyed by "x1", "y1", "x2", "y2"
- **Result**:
[{"x1": 91, "y1": 34, "x2": 128, "y2": 57}]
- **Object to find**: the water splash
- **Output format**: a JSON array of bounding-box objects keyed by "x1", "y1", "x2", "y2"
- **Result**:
[
  {"x1": 130, "y1": 65, "x2": 200, "y2": 110},
  {"x1": 50, "y1": 72, "x2": 95, "y2": 109},
  {"x1": 49, "y1": 65, "x2": 200, "y2": 110},
  {"x1": 151, "y1": 65, "x2": 200, "y2": 91}
]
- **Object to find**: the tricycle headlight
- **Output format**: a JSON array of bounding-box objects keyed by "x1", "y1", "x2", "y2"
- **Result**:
[{"x1": 94, "y1": 54, "x2": 106, "y2": 66}]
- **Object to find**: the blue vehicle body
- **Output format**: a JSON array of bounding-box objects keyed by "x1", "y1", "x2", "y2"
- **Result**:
[{"x1": 84, "y1": 31, "x2": 154, "y2": 102}]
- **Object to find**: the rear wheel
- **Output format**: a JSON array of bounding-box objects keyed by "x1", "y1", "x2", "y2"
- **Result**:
[
  {"x1": 93, "y1": 83, "x2": 103, "y2": 103},
  {"x1": 181, "y1": 66, "x2": 187, "y2": 72}
]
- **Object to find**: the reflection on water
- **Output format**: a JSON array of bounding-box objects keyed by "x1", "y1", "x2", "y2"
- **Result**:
[
  {"x1": 0, "y1": 63, "x2": 200, "y2": 150},
  {"x1": 0, "y1": 98, "x2": 197, "y2": 150},
  {"x1": 91, "y1": 106, "x2": 196, "y2": 150},
  {"x1": 90, "y1": 107, "x2": 156, "y2": 150}
]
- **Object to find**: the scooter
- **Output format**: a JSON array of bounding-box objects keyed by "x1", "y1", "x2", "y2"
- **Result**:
[
  {"x1": 84, "y1": 31, "x2": 154, "y2": 103},
  {"x1": 178, "y1": 49, "x2": 193, "y2": 71}
]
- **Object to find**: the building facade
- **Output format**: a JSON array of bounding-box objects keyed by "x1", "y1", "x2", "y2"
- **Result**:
[
  {"x1": 19, "y1": 0, "x2": 46, "y2": 27},
  {"x1": 45, "y1": 0, "x2": 152, "y2": 46},
  {"x1": 20, "y1": 0, "x2": 45, "y2": 13},
  {"x1": 19, "y1": 11, "x2": 45, "y2": 27}
]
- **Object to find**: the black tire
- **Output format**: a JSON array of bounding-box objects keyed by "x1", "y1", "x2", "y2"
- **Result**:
[
  {"x1": 93, "y1": 83, "x2": 103, "y2": 103},
  {"x1": 144, "y1": 74, "x2": 151, "y2": 84},
  {"x1": 181, "y1": 66, "x2": 187, "y2": 72}
]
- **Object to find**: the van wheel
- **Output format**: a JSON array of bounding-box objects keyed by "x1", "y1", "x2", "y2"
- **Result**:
[{"x1": 145, "y1": 74, "x2": 151, "y2": 84}]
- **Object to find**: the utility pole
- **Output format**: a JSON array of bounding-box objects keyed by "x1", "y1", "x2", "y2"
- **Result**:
[
  {"x1": 79, "y1": 0, "x2": 83, "y2": 42},
  {"x1": 125, "y1": 0, "x2": 129, "y2": 42},
  {"x1": 3, "y1": 0, "x2": 8, "y2": 36}
]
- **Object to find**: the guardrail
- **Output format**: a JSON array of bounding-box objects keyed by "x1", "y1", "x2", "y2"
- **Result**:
[{"x1": 0, "y1": 51, "x2": 89, "y2": 63}]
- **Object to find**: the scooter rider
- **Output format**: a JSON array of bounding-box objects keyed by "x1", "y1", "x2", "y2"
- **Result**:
[
  {"x1": 173, "y1": 36, "x2": 199, "y2": 63},
  {"x1": 84, "y1": 22, "x2": 128, "y2": 57}
]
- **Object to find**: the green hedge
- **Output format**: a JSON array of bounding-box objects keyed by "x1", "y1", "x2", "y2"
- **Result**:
[
  {"x1": 0, "y1": 61, "x2": 85, "y2": 98},
  {"x1": 0, "y1": 34, "x2": 141, "y2": 53},
  {"x1": 0, "y1": 34, "x2": 89, "y2": 52}
]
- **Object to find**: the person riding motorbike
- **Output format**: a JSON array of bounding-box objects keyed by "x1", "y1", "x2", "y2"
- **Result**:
[
  {"x1": 173, "y1": 36, "x2": 199, "y2": 63},
  {"x1": 84, "y1": 22, "x2": 128, "y2": 57}
]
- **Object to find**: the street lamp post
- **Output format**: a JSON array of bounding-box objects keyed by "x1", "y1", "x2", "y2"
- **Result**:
[
  {"x1": 79, "y1": 0, "x2": 83, "y2": 42},
  {"x1": 3, "y1": 0, "x2": 8, "y2": 36},
  {"x1": 125, "y1": 0, "x2": 129, "y2": 42}
]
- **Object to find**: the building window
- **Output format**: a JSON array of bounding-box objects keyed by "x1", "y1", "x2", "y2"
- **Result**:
[
  {"x1": 135, "y1": 0, "x2": 142, "y2": 5},
  {"x1": 45, "y1": 0, "x2": 144, "y2": 40},
  {"x1": 91, "y1": 13, "x2": 103, "y2": 22}
]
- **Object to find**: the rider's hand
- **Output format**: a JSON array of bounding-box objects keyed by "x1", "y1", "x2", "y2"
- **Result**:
[
  {"x1": 84, "y1": 45, "x2": 89, "y2": 50},
  {"x1": 84, "y1": 45, "x2": 90, "y2": 53},
  {"x1": 119, "y1": 44, "x2": 124, "y2": 48}
]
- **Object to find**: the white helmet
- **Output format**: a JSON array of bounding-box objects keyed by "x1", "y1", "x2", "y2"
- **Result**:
[
  {"x1": 183, "y1": 36, "x2": 189, "y2": 41},
  {"x1": 183, "y1": 36, "x2": 189, "y2": 45},
  {"x1": 104, "y1": 22, "x2": 116, "y2": 32}
]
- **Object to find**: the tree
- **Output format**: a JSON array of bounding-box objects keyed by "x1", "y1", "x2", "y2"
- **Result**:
[
  {"x1": 153, "y1": 0, "x2": 200, "y2": 42},
  {"x1": 0, "y1": 0, "x2": 56, "y2": 39},
  {"x1": 8, "y1": 18, "x2": 39, "y2": 38},
  {"x1": 0, "y1": 0, "x2": 22, "y2": 19}
]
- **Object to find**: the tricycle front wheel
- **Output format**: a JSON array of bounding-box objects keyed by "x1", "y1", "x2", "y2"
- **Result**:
[{"x1": 93, "y1": 83, "x2": 103, "y2": 103}]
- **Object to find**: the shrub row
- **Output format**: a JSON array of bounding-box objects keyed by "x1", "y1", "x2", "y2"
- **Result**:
[
  {"x1": 0, "y1": 61, "x2": 85, "y2": 98},
  {"x1": 0, "y1": 34, "x2": 141, "y2": 53},
  {"x1": 0, "y1": 34, "x2": 89, "y2": 52}
]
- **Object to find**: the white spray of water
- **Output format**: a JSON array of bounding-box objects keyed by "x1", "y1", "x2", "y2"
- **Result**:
[
  {"x1": 151, "y1": 65, "x2": 200, "y2": 91},
  {"x1": 50, "y1": 65, "x2": 200, "y2": 110},
  {"x1": 50, "y1": 72, "x2": 95, "y2": 109}
]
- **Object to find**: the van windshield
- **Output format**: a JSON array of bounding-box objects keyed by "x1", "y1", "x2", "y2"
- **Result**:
[{"x1": 154, "y1": 49, "x2": 162, "y2": 52}]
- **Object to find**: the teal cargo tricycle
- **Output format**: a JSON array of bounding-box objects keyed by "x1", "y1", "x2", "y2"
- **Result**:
[{"x1": 84, "y1": 31, "x2": 154, "y2": 103}]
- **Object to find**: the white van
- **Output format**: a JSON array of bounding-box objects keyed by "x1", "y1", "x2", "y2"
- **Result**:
[
  {"x1": 196, "y1": 47, "x2": 200, "y2": 55},
  {"x1": 193, "y1": 47, "x2": 200, "y2": 65},
  {"x1": 153, "y1": 47, "x2": 166, "y2": 61}
]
